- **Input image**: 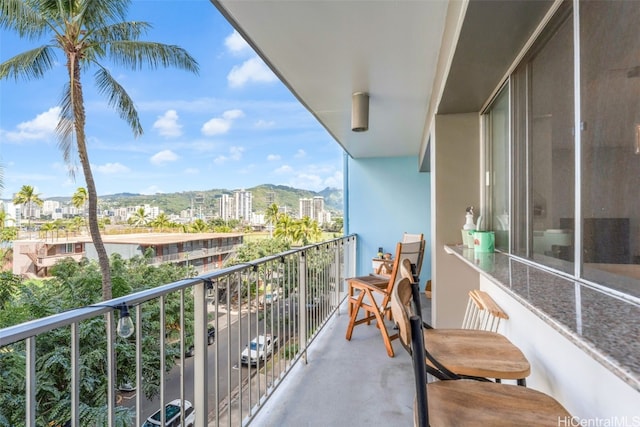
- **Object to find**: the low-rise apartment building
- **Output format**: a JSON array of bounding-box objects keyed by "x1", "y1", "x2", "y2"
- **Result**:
[{"x1": 12, "y1": 232, "x2": 244, "y2": 278}]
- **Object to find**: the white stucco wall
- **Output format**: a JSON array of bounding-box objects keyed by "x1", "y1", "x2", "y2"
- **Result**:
[{"x1": 481, "y1": 275, "x2": 640, "y2": 421}]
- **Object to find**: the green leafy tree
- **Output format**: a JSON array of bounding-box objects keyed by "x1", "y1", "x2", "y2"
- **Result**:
[
  {"x1": 265, "y1": 203, "x2": 280, "y2": 237},
  {"x1": 12, "y1": 185, "x2": 43, "y2": 231},
  {"x1": 329, "y1": 217, "x2": 344, "y2": 233},
  {"x1": 0, "y1": 255, "x2": 194, "y2": 426},
  {"x1": 274, "y1": 213, "x2": 296, "y2": 243},
  {"x1": 295, "y1": 216, "x2": 322, "y2": 245},
  {"x1": 0, "y1": 210, "x2": 14, "y2": 230},
  {"x1": 189, "y1": 218, "x2": 208, "y2": 233},
  {"x1": 71, "y1": 186, "x2": 88, "y2": 211},
  {"x1": 39, "y1": 221, "x2": 57, "y2": 241},
  {"x1": 71, "y1": 187, "x2": 88, "y2": 232},
  {"x1": 150, "y1": 212, "x2": 171, "y2": 232},
  {"x1": 0, "y1": 226, "x2": 17, "y2": 242},
  {"x1": 128, "y1": 207, "x2": 150, "y2": 228},
  {"x1": 0, "y1": 0, "x2": 199, "y2": 301},
  {"x1": 0, "y1": 271, "x2": 21, "y2": 309}
]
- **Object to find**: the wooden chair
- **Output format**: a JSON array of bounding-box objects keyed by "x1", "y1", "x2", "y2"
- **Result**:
[
  {"x1": 345, "y1": 239, "x2": 425, "y2": 357},
  {"x1": 462, "y1": 289, "x2": 509, "y2": 332},
  {"x1": 392, "y1": 278, "x2": 571, "y2": 427},
  {"x1": 396, "y1": 262, "x2": 531, "y2": 385},
  {"x1": 374, "y1": 232, "x2": 424, "y2": 276}
]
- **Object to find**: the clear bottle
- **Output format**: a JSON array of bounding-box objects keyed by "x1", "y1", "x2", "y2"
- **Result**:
[{"x1": 463, "y1": 207, "x2": 475, "y2": 230}]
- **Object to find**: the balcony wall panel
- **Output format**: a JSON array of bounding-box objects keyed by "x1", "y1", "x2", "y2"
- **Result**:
[{"x1": 346, "y1": 155, "x2": 430, "y2": 282}]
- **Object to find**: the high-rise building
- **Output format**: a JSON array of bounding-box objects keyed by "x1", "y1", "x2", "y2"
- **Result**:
[
  {"x1": 313, "y1": 196, "x2": 325, "y2": 224},
  {"x1": 234, "y1": 189, "x2": 252, "y2": 222},
  {"x1": 299, "y1": 198, "x2": 313, "y2": 219},
  {"x1": 218, "y1": 194, "x2": 233, "y2": 221}
]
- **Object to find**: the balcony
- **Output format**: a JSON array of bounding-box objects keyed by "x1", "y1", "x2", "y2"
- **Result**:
[{"x1": 0, "y1": 235, "x2": 420, "y2": 426}]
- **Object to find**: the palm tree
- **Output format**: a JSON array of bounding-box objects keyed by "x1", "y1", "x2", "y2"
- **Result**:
[
  {"x1": 265, "y1": 203, "x2": 280, "y2": 238},
  {"x1": 0, "y1": 0, "x2": 199, "y2": 301},
  {"x1": 150, "y1": 212, "x2": 171, "y2": 232},
  {"x1": 71, "y1": 187, "x2": 88, "y2": 234},
  {"x1": 0, "y1": 210, "x2": 14, "y2": 230},
  {"x1": 71, "y1": 186, "x2": 88, "y2": 212},
  {"x1": 128, "y1": 207, "x2": 150, "y2": 228},
  {"x1": 296, "y1": 216, "x2": 322, "y2": 245},
  {"x1": 274, "y1": 214, "x2": 296, "y2": 244},
  {"x1": 12, "y1": 185, "x2": 43, "y2": 232},
  {"x1": 190, "y1": 218, "x2": 207, "y2": 233},
  {"x1": 40, "y1": 221, "x2": 57, "y2": 241}
]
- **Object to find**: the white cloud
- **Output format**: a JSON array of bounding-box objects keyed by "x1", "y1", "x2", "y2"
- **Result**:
[
  {"x1": 229, "y1": 146, "x2": 244, "y2": 160},
  {"x1": 202, "y1": 118, "x2": 231, "y2": 135},
  {"x1": 323, "y1": 170, "x2": 344, "y2": 188},
  {"x1": 267, "y1": 154, "x2": 281, "y2": 161},
  {"x1": 153, "y1": 109, "x2": 182, "y2": 137},
  {"x1": 201, "y1": 109, "x2": 245, "y2": 136},
  {"x1": 214, "y1": 146, "x2": 245, "y2": 164},
  {"x1": 141, "y1": 185, "x2": 162, "y2": 195},
  {"x1": 223, "y1": 109, "x2": 244, "y2": 120},
  {"x1": 225, "y1": 30, "x2": 251, "y2": 55},
  {"x1": 150, "y1": 150, "x2": 179, "y2": 165},
  {"x1": 294, "y1": 149, "x2": 306, "y2": 158},
  {"x1": 2, "y1": 107, "x2": 60, "y2": 142},
  {"x1": 255, "y1": 119, "x2": 275, "y2": 129},
  {"x1": 287, "y1": 169, "x2": 343, "y2": 192},
  {"x1": 275, "y1": 165, "x2": 293, "y2": 174},
  {"x1": 214, "y1": 155, "x2": 228, "y2": 165},
  {"x1": 93, "y1": 162, "x2": 130, "y2": 174},
  {"x1": 227, "y1": 57, "x2": 277, "y2": 88},
  {"x1": 184, "y1": 167, "x2": 199, "y2": 174}
]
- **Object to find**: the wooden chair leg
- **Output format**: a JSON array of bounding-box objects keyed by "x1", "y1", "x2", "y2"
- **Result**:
[{"x1": 345, "y1": 290, "x2": 366, "y2": 340}]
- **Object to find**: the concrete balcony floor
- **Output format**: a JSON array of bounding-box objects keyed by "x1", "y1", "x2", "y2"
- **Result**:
[{"x1": 247, "y1": 296, "x2": 432, "y2": 427}]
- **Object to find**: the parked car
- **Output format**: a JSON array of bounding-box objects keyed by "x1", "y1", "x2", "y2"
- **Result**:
[
  {"x1": 142, "y1": 399, "x2": 194, "y2": 427},
  {"x1": 241, "y1": 334, "x2": 278, "y2": 365},
  {"x1": 185, "y1": 325, "x2": 215, "y2": 358}
]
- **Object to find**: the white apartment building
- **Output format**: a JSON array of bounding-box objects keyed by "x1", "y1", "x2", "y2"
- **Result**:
[
  {"x1": 218, "y1": 194, "x2": 233, "y2": 221},
  {"x1": 299, "y1": 196, "x2": 326, "y2": 224},
  {"x1": 42, "y1": 200, "x2": 61, "y2": 216},
  {"x1": 299, "y1": 198, "x2": 313, "y2": 219},
  {"x1": 233, "y1": 189, "x2": 252, "y2": 223}
]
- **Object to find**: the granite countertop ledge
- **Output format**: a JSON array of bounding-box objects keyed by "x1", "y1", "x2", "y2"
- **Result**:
[{"x1": 445, "y1": 244, "x2": 640, "y2": 392}]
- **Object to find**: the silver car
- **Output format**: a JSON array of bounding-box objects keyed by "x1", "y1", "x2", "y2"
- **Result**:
[{"x1": 142, "y1": 399, "x2": 195, "y2": 427}]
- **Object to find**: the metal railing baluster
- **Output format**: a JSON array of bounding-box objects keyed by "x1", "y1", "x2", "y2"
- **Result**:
[
  {"x1": 26, "y1": 336, "x2": 35, "y2": 427},
  {"x1": 0, "y1": 235, "x2": 357, "y2": 427},
  {"x1": 71, "y1": 322, "x2": 79, "y2": 427}
]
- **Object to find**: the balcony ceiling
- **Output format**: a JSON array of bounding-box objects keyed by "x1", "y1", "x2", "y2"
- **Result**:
[{"x1": 212, "y1": 0, "x2": 449, "y2": 160}]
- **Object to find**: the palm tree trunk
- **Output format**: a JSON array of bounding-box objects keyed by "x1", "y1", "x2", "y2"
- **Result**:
[{"x1": 71, "y1": 58, "x2": 112, "y2": 301}]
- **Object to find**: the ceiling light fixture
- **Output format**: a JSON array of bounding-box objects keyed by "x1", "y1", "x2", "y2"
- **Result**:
[{"x1": 351, "y1": 92, "x2": 369, "y2": 132}]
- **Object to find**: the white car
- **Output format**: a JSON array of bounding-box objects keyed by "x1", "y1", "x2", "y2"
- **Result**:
[
  {"x1": 142, "y1": 399, "x2": 195, "y2": 427},
  {"x1": 241, "y1": 335, "x2": 278, "y2": 365}
]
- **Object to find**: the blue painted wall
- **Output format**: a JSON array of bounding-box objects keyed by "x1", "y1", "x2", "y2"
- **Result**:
[{"x1": 345, "y1": 156, "x2": 431, "y2": 284}]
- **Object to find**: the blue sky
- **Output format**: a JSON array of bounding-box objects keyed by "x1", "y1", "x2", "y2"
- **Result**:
[{"x1": 0, "y1": 0, "x2": 344, "y2": 199}]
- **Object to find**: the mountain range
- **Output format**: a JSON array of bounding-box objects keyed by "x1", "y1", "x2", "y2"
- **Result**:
[{"x1": 37, "y1": 184, "x2": 343, "y2": 217}]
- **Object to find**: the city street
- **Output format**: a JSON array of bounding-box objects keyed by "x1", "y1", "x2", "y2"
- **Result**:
[{"x1": 120, "y1": 306, "x2": 260, "y2": 424}]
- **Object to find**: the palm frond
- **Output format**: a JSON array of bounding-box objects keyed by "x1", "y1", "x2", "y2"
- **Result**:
[
  {"x1": 77, "y1": 0, "x2": 130, "y2": 32},
  {"x1": 94, "y1": 66, "x2": 143, "y2": 136},
  {"x1": 105, "y1": 40, "x2": 199, "y2": 74},
  {"x1": 90, "y1": 20, "x2": 150, "y2": 44},
  {"x1": 0, "y1": 45, "x2": 57, "y2": 81},
  {"x1": 0, "y1": 0, "x2": 50, "y2": 39}
]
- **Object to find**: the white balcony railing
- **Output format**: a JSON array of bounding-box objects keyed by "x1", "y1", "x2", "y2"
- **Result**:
[{"x1": 0, "y1": 235, "x2": 357, "y2": 427}]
